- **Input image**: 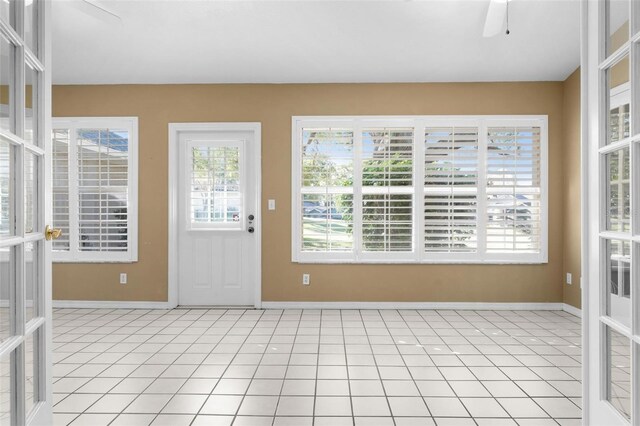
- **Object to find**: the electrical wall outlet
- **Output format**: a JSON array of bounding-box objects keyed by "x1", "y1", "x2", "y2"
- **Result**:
[
  {"x1": 120, "y1": 273, "x2": 127, "y2": 285},
  {"x1": 302, "y1": 274, "x2": 310, "y2": 285},
  {"x1": 566, "y1": 273, "x2": 572, "y2": 285},
  {"x1": 268, "y1": 199, "x2": 276, "y2": 210}
]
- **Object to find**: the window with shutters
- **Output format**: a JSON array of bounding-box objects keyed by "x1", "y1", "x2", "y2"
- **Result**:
[
  {"x1": 292, "y1": 116, "x2": 547, "y2": 263},
  {"x1": 51, "y1": 118, "x2": 138, "y2": 262}
]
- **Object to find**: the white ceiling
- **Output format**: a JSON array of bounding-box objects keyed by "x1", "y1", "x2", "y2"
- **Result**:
[{"x1": 52, "y1": 0, "x2": 581, "y2": 85}]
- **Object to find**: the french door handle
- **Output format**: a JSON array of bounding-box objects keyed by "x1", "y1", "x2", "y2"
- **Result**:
[{"x1": 45, "y1": 225, "x2": 62, "y2": 241}]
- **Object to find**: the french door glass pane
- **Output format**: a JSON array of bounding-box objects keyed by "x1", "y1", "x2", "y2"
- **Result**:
[
  {"x1": 24, "y1": 1, "x2": 37, "y2": 57},
  {"x1": 24, "y1": 332, "x2": 36, "y2": 416},
  {"x1": 0, "y1": 247, "x2": 11, "y2": 344},
  {"x1": 607, "y1": 0, "x2": 630, "y2": 56},
  {"x1": 0, "y1": 1, "x2": 13, "y2": 29},
  {"x1": 25, "y1": 241, "x2": 36, "y2": 323},
  {"x1": 24, "y1": 66, "x2": 37, "y2": 145},
  {"x1": 0, "y1": 355, "x2": 9, "y2": 425},
  {"x1": 0, "y1": 141, "x2": 13, "y2": 239},
  {"x1": 52, "y1": 129, "x2": 69, "y2": 251},
  {"x1": 606, "y1": 239, "x2": 631, "y2": 326},
  {"x1": 24, "y1": 151, "x2": 36, "y2": 234},
  {"x1": 606, "y1": 325, "x2": 631, "y2": 420},
  {"x1": 606, "y1": 148, "x2": 630, "y2": 232},
  {"x1": 0, "y1": 37, "x2": 13, "y2": 135},
  {"x1": 607, "y1": 54, "x2": 630, "y2": 146}
]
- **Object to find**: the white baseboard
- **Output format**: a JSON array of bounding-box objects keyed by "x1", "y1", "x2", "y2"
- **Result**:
[
  {"x1": 260, "y1": 301, "x2": 566, "y2": 311},
  {"x1": 53, "y1": 300, "x2": 173, "y2": 310},
  {"x1": 50, "y1": 300, "x2": 583, "y2": 314},
  {"x1": 562, "y1": 303, "x2": 582, "y2": 317}
]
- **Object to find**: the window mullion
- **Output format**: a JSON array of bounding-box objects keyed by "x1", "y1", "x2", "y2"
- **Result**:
[
  {"x1": 353, "y1": 122, "x2": 363, "y2": 261},
  {"x1": 477, "y1": 121, "x2": 488, "y2": 260},
  {"x1": 68, "y1": 126, "x2": 79, "y2": 258},
  {"x1": 414, "y1": 121, "x2": 425, "y2": 262}
]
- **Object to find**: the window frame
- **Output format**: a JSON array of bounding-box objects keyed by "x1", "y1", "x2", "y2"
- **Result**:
[
  {"x1": 51, "y1": 116, "x2": 139, "y2": 263},
  {"x1": 291, "y1": 115, "x2": 548, "y2": 264}
]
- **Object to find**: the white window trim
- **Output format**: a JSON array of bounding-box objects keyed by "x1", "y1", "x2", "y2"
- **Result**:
[
  {"x1": 52, "y1": 117, "x2": 139, "y2": 263},
  {"x1": 291, "y1": 115, "x2": 548, "y2": 265}
]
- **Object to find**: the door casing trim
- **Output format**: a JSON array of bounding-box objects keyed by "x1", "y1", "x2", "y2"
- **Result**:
[{"x1": 168, "y1": 122, "x2": 262, "y2": 308}]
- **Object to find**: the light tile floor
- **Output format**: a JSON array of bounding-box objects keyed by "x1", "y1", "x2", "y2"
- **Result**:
[{"x1": 52, "y1": 308, "x2": 582, "y2": 426}]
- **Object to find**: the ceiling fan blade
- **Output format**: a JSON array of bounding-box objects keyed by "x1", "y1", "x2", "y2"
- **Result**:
[
  {"x1": 483, "y1": 0, "x2": 508, "y2": 38},
  {"x1": 67, "y1": 0, "x2": 122, "y2": 25}
]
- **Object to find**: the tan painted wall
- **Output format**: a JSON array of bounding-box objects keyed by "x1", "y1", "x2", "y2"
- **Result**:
[
  {"x1": 562, "y1": 68, "x2": 582, "y2": 309},
  {"x1": 52, "y1": 82, "x2": 566, "y2": 303}
]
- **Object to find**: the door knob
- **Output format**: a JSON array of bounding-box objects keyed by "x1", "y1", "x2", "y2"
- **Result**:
[
  {"x1": 247, "y1": 227, "x2": 255, "y2": 234},
  {"x1": 45, "y1": 225, "x2": 62, "y2": 241}
]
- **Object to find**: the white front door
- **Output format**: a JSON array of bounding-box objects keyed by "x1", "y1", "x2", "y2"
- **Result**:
[
  {"x1": 585, "y1": 0, "x2": 637, "y2": 424},
  {"x1": 177, "y1": 126, "x2": 260, "y2": 306}
]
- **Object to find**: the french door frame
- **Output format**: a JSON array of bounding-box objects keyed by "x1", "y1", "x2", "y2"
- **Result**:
[
  {"x1": 0, "y1": 0, "x2": 52, "y2": 425},
  {"x1": 584, "y1": 0, "x2": 640, "y2": 424}
]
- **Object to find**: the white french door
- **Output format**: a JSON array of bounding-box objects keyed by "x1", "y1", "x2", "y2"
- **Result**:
[{"x1": 585, "y1": 0, "x2": 639, "y2": 424}]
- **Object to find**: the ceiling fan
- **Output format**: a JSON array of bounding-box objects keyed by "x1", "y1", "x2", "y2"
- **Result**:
[
  {"x1": 63, "y1": 0, "x2": 122, "y2": 25},
  {"x1": 483, "y1": 0, "x2": 511, "y2": 37}
]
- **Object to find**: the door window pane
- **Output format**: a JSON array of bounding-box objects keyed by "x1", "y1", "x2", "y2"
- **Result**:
[
  {"x1": 0, "y1": 247, "x2": 11, "y2": 344},
  {"x1": 24, "y1": 65, "x2": 37, "y2": 145},
  {"x1": 606, "y1": 326, "x2": 631, "y2": 421},
  {"x1": 25, "y1": 0, "x2": 38, "y2": 57},
  {"x1": 24, "y1": 151, "x2": 37, "y2": 234},
  {"x1": 24, "y1": 331, "x2": 38, "y2": 416},
  {"x1": 0, "y1": 355, "x2": 9, "y2": 426},
  {"x1": 25, "y1": 241, "x2": 37, "y2": 322},
  {"x1": 607, "y1": 0, "x2": 629, "y2": 56},
  {"x1": 606, "y1": 239, "x2": 631, "y2": 327},
  {"x1": 52, "y1": 129, "x2": 69, "y2": 251},
  {"x1": 190, "y1": 144, "x2": 243, "y2": 228},
  {"x1": 607, "y1": 54, "x2": 630, "y2": 145},
  {"x1": 0, "y1": 1, "x2": 13, "y2": 29},
  {"x1": 606, "y1": 148, "x2": 630, "y2": 232},
  {"x1": 0, "y1": 36, "x2": 13, "y2": 135},
  {"x1": 0, "y1": 140, "x2": 13, "y2": 239}
]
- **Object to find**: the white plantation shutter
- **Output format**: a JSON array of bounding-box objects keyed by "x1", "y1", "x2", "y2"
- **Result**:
[
  {"x1": 361, "y1": 128, "x2": 413, "y2": 252},
  {"x1": 424, "y1": 127, "x2": 478, "y2": 253},
  {"x1": 52, "y1": 118, "x2": 138, "y2": 262},
  {"x1": 77, "y1": 129, "x2": 130, "y2": 252},
  {"x1": 300, "y1": 128, "x2": 354, "y2": 253},
  {"x1": 292, "y1": 117, "x2": 547, "y2": 263},
  {"x1": 486, "y1": 126, "x2": 542, "y2": 253}
]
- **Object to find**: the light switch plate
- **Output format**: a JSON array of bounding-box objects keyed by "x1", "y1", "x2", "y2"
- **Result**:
[{"x1": 268, "y1": 199, "x2": 276, "y2": 210}]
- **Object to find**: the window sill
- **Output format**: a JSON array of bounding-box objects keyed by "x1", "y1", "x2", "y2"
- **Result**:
[{"x1": 292, "y1": 257, "x2": 548, "y2": 265}]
